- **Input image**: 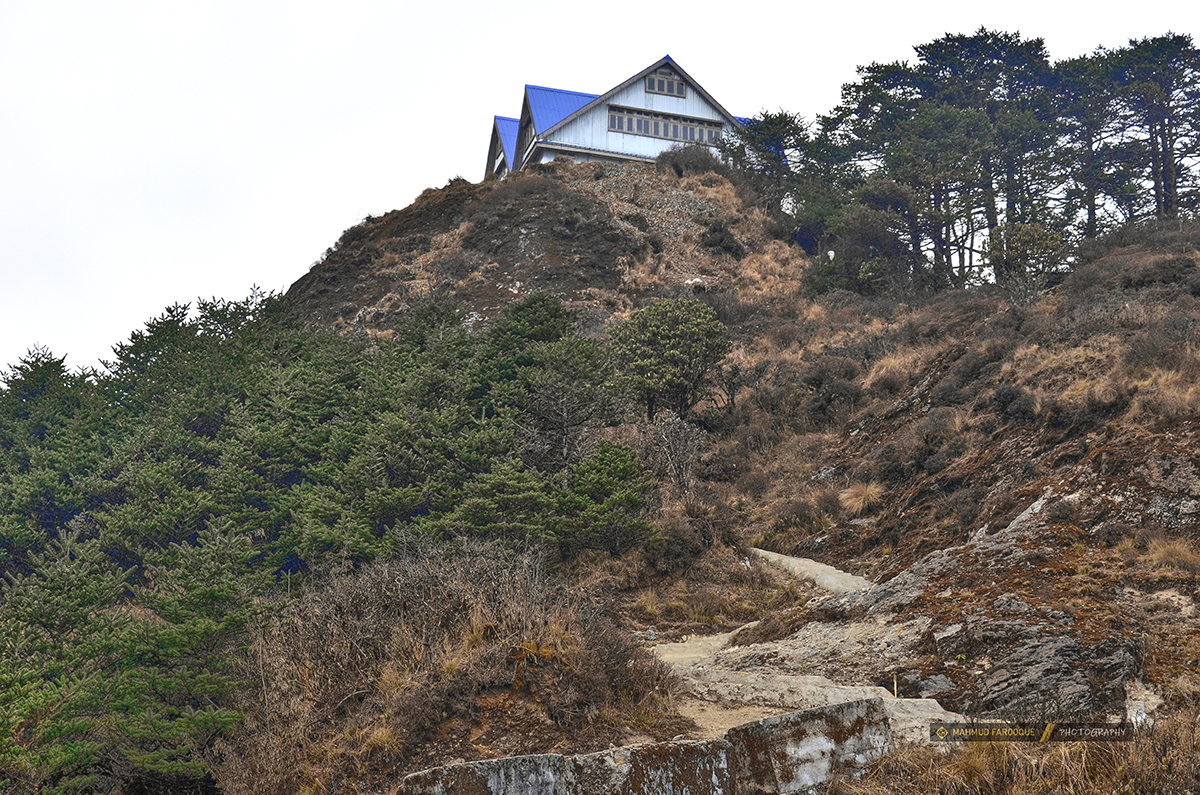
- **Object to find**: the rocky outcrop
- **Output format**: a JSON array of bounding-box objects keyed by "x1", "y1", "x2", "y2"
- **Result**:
[
  {"x1": 573, "y1": 741, "x2": 733, "y2": 795},
  {"x1": 656, "y1": 551, "x2": 964, "y2": 745},
  {"x1": 802, "y1": 492, "x2": 1141, "y2": 717},
  {"x1": 672, "y1": 508, "x2": 1140, "y2": 730},
  {"x1": 396, "y1": 699, "x2": 891, "y2": 795}
]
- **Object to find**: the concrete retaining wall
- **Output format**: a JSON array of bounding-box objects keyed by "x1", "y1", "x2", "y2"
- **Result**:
[
  {"x1": 726, "y1": 698, "x2": 891, "y2": 794},
  {"x1": 396, "y1": 698, "x2": 891, "y2": 795},
  {"x1": 574, "y1": 740, "x2": 733, "y2": 794}
]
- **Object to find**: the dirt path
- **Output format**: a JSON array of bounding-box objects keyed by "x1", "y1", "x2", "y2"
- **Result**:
[
  {"x1": 653, "y1": 548, "x2": 962, "y2": 744},
  {"x1": 749, "y1": 547, "x2": 873, "y2": 593}
]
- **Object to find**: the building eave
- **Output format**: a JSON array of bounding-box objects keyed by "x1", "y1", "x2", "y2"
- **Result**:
[{"x1": 528, "y1": 140, "x2": 658, "y2": 163}]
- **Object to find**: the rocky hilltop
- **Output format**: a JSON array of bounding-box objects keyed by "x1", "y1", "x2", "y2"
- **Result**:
[
  {"x1": 286, "y1": 155, "x2": 802, "y2": 335},
  {"x1": 287, "y1": 155, "x2": 1200, "y2": 787}
]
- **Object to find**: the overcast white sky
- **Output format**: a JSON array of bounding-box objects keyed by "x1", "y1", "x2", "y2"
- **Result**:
[{"x1": 0, "y1": 1, "x2": 1189, "y2": 375}]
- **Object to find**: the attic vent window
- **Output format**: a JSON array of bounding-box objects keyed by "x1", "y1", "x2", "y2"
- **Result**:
[{"x1": 646, "y1": 68, "x2": 686, "y2": 98}]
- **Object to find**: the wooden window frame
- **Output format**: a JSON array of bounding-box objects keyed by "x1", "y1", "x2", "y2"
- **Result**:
[
  {"x1": 608, "y1": 105, "x2": 723, "y2": 145},
  {"x1": 645, "y1": 67, "x2": 687, "y2": 98}
]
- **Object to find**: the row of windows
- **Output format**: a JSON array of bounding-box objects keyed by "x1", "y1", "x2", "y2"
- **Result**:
[{"x1": 608, "y1": 106, "x2": 723, "y2": 144}]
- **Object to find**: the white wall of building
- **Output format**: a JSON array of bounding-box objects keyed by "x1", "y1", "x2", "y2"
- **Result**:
[{"x1": 544, "y1": 75, "x2": 730, "y2": 160}]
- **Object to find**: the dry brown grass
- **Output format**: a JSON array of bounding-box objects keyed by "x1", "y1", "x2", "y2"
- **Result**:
[
  {"x1": 1126, "y1": 367, "x2": 1200, "y2": 423},
  {"x1": 1002, "y1": 336, "x2": 1125, "y2": 402},
  {"x1": 1145, "y1": 537, "x2": 1200, "y2": 577},
  {"x1": 207, "y1": 538, "x2": 680, "y2": 795},
  {"x1": 831, "y1": 708, "x2": 1200, "y2": 795},
  {"x1": 1168, "y1": 672, "x2": 1200, "y2": 702},
  {"x1": 863, "y1": 343, "x2": 945, "y2": 394},
  {"x1": 734, "y1": 240, "x2": 810, "y2": 305},
  {"x1": 839, "y1": 481, "x2": 887, "y2": 516}
]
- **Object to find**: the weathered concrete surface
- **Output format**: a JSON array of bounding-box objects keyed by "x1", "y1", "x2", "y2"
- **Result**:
[
  {"x1": 654, "y1": 628, "x2": 743, "y2": 668},
  {"x1": 398, "y1": 753, "x2": 573, "y2": 795},
  {"x1": 726, "y1": 699, "x2": 891, "y2": 794},
  {"x1": 750, "y1": 548, "x2": 872, "y2": 593},
  {"x1": 713, "y1": 613, "x2": 934, "y2": 689},
  {"x1": 397, "y1": 700, "x2": 893, "y2": 795},
  {"x1": 680, "y1": 666, "x2": 958, "y2": 747},
  {"x1": 653, "y1": 546, "x2": 968, "y2": 747},
  {"x1": 571, "y1": 740, "x2": 732, "y2": 794}
]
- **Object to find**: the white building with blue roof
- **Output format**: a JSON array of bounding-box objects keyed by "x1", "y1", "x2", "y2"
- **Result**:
[{"x1": 486, "y1": 56, "x2": 742, "y2": 179}]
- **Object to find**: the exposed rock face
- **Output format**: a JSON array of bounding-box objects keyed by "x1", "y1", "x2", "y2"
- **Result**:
[
  {"x1": 400, "y1": 753, "x2": 573, "y2": 795},
  {"x1": 662, "y1": 641, "x2": 962, "y2": 746},
  {"x1": 396, "y1": 699, "x2": 891, "y2": 795},
  {"x1": 799, "y1": 493, "x2": 1142, "y2": 718},
  {"x1": 654, "y1": 551, "x2": 965, "y2": 746},
  {"x1": 696, "y1": 512, "x2": 1140, "y2": 724}
]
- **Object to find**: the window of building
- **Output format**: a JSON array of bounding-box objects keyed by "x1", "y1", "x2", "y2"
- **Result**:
[
  {"x1": 608, "y1": 105, "x2": 723, "y2": 145},
  {"x1": 645, "y1": 67, "x2": 686, "y2": 98}
]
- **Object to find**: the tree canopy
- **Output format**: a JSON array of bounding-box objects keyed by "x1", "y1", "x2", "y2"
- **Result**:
[
  {"x1": 721, "y1": 28, "x2": 1200, "y2": 298},
  {"x1": 0, "y1": 291, "x2": 669, "y2": 792},
  {"x1": 609, "y1": 299, "x2": 730, "y2": 422}
]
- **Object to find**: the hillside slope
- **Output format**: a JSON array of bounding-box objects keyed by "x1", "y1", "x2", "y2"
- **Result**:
[{"x1": 287, "y1": 158, "x2": 1200, "y2": 782}]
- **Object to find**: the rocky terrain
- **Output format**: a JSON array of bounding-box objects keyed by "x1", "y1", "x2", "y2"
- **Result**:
[
  {"x1": 285, "y1": 153, "x2": 1200, "y2": 787},
  {"x1": 286, "y1": 155, "x2": 803, "y2": 337},
  {"x1": 653, "y1": 549, "x2": 963, "y2": 747}
]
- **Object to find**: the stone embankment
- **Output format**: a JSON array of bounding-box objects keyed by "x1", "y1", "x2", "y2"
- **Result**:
[{"x1": 397, "y1": 698, "x2": 891, "y2": 795}]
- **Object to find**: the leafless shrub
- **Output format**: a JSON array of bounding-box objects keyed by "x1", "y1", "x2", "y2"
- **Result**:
[
  {"x1": 1077, "y1": 216, "x2": 1200, "y2": 263},
  {"x1": 813, "y1": 485, "x2": 843, "y2": 519},
  {"x1": 643, "y1": 411, "x2": 707, "y2": 487},
  {"x1": 865, "y1": 366, "x2": 907, "y2": 396},
  {"x1": 992, "y1": 384, "x2": 1042, "y2": 423},
  {"x1": 736, "y1": 467, "x2": 771, "y2": 498},
  {"x1": 773, "y1": 495, "x2": 821, "y2": 532},
  {"x1": 655, "y1": 144, "x2": 730, "y2": 179},
  {"x1": 790, "y1": 355, "x2": 865, "y2": 429}
]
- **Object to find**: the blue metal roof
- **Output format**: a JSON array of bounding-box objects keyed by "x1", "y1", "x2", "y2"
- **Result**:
[
  {"x1": 525, "y1": 85, "x2": 599, "y2": 132},
  {"x1": 494, "y1": 116, "x2": 518, "y2": 169}
]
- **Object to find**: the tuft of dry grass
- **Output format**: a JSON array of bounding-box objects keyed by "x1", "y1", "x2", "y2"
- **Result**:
[
  {"x1": 1146, "y1": 537, "x2": 1200, "y2": 576},
  {"x1": 839, "y1": 481, "x2": 887, "y2": 516},
  {"x1": 1168, "y1": 672, "x2": 1200, "y2": 703},
  {"x1": 1126, "y1": 367, "x2": 1200, "y2": 423}
]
